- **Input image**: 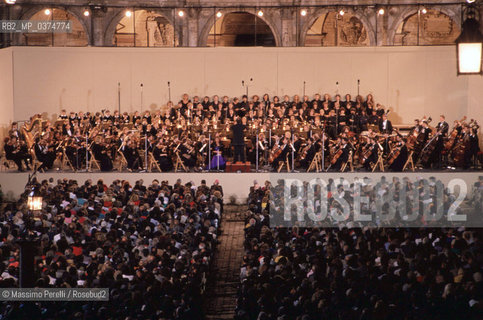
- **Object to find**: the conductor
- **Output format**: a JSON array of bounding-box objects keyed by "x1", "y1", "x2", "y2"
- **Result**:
[{"x1": 231, "y1": 118, "x2": 246, "y2": 162}]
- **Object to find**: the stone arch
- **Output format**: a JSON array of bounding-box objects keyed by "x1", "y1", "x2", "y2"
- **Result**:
[
  {"x1": 15, "y1": 6, "x2": 90, "y2": 46},
  {"x1": 387, "y1": 6, "x2": 461, "y2": 46},
  {"x1": 198, "y1": 9, "x2": 281, "y2": 47},
  {"x1": 104, "y1": 8, "x2": 178, "y2": 47},
  {"x1": 300, "y1": 8, "x2": 376, "y2": 46}
]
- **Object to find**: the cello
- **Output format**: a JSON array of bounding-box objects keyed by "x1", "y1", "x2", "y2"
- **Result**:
[
  {"x1": 387, "y1": 129, "x2": 404, "y2": 166},
  {"x1": 360, "y1": 142, "x2": 374, "y2": 165},
  {"x1": 331, "y1": 142, "x2": 344, "y2": 165},
  {"x1": 268, "y1": 138, "x2": 283, "y2": 163}
]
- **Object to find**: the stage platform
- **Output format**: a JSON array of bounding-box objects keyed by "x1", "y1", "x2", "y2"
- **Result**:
[
  {"x1": 0, "y1": 171, "x2": 481, "y2": 203},
  {"x1": 0, "y1": 171, "x2": 266, "y2": 203}
]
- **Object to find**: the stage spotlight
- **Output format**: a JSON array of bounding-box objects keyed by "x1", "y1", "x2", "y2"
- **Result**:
[
  {"x1": 178, "y1": 10, "x2": 185, "y2": 17},
  {"x1": 257, "y1": 10, "x2": 263, "y2": 17},
  {"x1": 216, "y1": 11, "x2": 222, "y2": 18},
  {"x1": 83, "y1": 9, "x2": 90, "y2": 17},
  {"x1": 421, "y1": 8, "x2": 427, "y2": 14},
  {"x1": 44, "y1": 8, "x2": 51, "y2": 15},
  {"x1": 300, "y1": 9, "x2": 307, "y2": 16},
  {"x1": 339, "y1": 9, "x2": 345, "y2": 16},
  {"x1": 5, "y1": 0, "x2": 17, "y2": 5},
  {"x1": 378, "y1": 8, "x2": 385, "y2": 15},
  {"x1": 125, "y1": 10, "x2": 132, "y2": 17}
]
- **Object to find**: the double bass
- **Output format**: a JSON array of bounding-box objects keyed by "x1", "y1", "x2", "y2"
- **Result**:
[
  {"x1": 444, "y1": 116, "x2": 466, "y2": 152},
  {"x1": 420, "y1": 120, "x2": 443, "y2": 164},
  {"x1": 451, "y1": 132, "x2": 469, "y2": 167}
]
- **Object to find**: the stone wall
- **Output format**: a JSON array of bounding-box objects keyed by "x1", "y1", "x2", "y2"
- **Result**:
[{"x1": 1, "y1": 1, "x2": 481, "y2": 48}]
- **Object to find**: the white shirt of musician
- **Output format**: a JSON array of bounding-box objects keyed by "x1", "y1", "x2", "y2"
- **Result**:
[{"x1": 382, "y1": 120, "x2": 388, "y2": 130}]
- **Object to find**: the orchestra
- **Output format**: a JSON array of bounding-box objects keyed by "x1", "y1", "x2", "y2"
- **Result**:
[{"x1": 2, "y1": 93, "x2": 480, "y2": 173}]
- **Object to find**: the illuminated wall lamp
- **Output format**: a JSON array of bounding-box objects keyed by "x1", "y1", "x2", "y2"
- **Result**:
[{"x1": 456, "y1": 12, "x2": 483, "y2": 75}]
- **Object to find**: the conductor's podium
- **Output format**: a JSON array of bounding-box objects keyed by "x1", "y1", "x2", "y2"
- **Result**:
[{"x1": 225, "y1": 161, "x2": 251, "y2": 173}]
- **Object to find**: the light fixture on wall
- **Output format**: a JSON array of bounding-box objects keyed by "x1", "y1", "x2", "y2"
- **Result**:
[
  {"x1": 44, "y1": 8, "x2": 51, "y2": 15},
  {"x1": 178, "y1": 10, "x2": 185, "y2": 17},
  {"x1": 378, "y1": 8, "x2": 385, "y2": 15},
  {"x1": 339, "y1": 9, "x2": 345, "y2": 16},
  {"x1": 83, "y1": 9, "x2": 90, "y2": 17},
  {"x1": 125, "y1": 10, "x2": 132, "y2": 17},
  {"x1": 456, "y1": 6, "x2": 483, "y2": 75},
  {"x1": 257, "y1": 10, "x2": 264, "y2": 17},
  {"x1": 216, "y1": 11, "x2": 222, "y2": 18},
  {"x1": 420, "y1": 8, "x2": 427, "y2": 14},
  {"x1": 5, "y1": 0, "x2": 17, "y2": 5},
  {"x1": 300, "y1": 9, "x2": 307, "y2": 16},
  {"x1": 466, "y1": 0, "x2": 476, "y2": 3}
]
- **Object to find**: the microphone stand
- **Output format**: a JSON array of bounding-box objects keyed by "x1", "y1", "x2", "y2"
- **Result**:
[
  {"x1": 336, "y1": 108, "x2": 339, "y2": 136},
  {"x1": 322, "y1": 124, "x2": 325, "y2": 171},
  {"x1": 118, "y1": 82, "x2": 121, "y2": 115},
  {"x1": 85, "y1": 132, "x2": 89, "y2": 172},
  {"x1": 217, "y1": 144, "x2": 220, "y2": 172},
  {"x1": 291, "y1": 133, "x2": 295, "y2": 172},
  {"x1": 144, "y1": 135, "x2": 148, "y2": 171},
  {"x1": 357, "y1": 79, "x2": 360, "y2": 97},
  {"x1": 167, "y1": 81, "x2": 171, "y2": 102},
  {"x1": 247, "y1": 78, "x2": 252, "y2": 97},
  {"x1": 140, "y1": 83, "x2": 144, "y2": 113},
  {"x1": 256, "y1": 133, "x2": 259, "y2": 172},
  {"x1": 303, "y1": 81, "x2": 306, "y2": 97},
  {"x1": 208, "y1": 133, "x2": 211, "y2": 172},
  {"x1": 269, "y1": 129, "x2": 272, "y2": 148}
]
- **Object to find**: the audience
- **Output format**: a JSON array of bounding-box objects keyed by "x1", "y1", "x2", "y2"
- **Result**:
[
  {"x1": 236, "y1": 181, "x2": 483, "y2": 320},
  {"x1": 0, "y1": 178, "x2": 223, "y2": 319}
]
